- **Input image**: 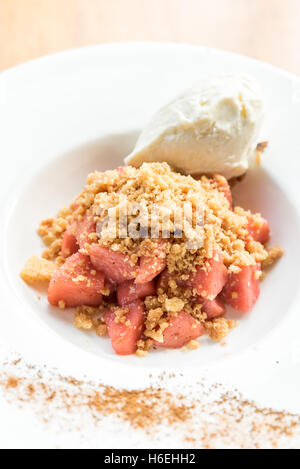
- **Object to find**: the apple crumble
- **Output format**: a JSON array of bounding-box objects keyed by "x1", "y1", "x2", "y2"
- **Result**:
[{"x1": 21, "y1": 162, "x2": 283, "y2": 356}]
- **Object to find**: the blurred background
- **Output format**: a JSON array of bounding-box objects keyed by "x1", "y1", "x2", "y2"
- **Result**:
[{"x1": 0, "y1": 0, "x2": 299, "y2": 74}]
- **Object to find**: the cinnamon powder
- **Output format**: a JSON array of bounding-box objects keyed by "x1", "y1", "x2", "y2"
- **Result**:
[{"x1": 0, "y1": 357, "x2": 300, "y2": 448}]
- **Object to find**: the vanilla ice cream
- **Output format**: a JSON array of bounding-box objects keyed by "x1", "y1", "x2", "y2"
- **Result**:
[{"x1": 125, "y1": 74, "x2": 264, "y2": 179}]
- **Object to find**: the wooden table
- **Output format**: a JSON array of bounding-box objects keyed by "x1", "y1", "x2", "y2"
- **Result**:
[{"x1": 0, "y1": 0, "x2": 299, "y2": 74}]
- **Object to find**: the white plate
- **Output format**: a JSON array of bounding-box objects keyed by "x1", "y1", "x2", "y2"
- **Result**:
[{"x1": 0, "y1": 43, "x2": 300, "y2": 448}]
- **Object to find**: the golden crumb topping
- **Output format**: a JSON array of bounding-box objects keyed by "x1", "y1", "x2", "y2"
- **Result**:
[
  {"x1": 73, "y1": 305, "x2": 108, "y2": 332},
  {"x1": 205, "y1": 318, "x2": 237, "y2": 342},
  {"x1": 20, "y1": 255, "x2": 57, "y2": 285},
  {"x1": 38, "y1": 163, "x2": 268, "y2": 274},
  {"x1": 262, "y1": 245, "x2": 284, "y2": 269}
]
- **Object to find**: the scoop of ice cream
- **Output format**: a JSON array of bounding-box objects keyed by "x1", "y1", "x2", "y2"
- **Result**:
[{"x1": 125, "y1": 74, "x2": 264, "y2": 179}]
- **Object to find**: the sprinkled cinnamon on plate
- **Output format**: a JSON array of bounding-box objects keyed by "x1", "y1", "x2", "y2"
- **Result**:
[{"x1": 0, "y1": 357, "x2": 299, "y2": 449}]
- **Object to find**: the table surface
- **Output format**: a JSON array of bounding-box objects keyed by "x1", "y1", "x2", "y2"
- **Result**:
[{"x1": 0, "y1": 0, "x2": 299, "y2": 75}]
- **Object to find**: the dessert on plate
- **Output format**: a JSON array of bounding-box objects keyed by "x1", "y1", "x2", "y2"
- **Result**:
[{"x1": 21, "y1": 74, "x2": 283, "y2": 356}]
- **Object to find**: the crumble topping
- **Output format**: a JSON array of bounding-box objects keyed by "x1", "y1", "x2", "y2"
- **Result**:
[
  {"x1": 73, "y1": 305, "x2": 107, "y2": 332},
  {"x1": 113, "y1": 308, "x2": 130, "y2": 324},
  {"x1": 165, "y1": 297, "x2": 185, "y2": 313},
  {"x1": 205, "y1": 318, "x2": 237, "y2": 342},
  {"x1": 58, "y1": 300, "x2": 66, "y2": 310},
  {"x1": 262, "y1": 245, "x2": 284, "y2": 269},
  {"x1": 73, "y1": 312, "x2": 94, "y2": 330},
  {"x1": 96, "y1": 324, "x2": 108, "y2": 337},
  {"x1": 187, "y1": 339, "x2": 201, "y2": 350},
  {"x1": 38, "y1": 163, "x2": 268, "y2": 274},
  {"x1": 20, "y1": 255, "x2": 57, "y2": 285}
]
